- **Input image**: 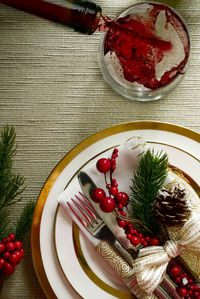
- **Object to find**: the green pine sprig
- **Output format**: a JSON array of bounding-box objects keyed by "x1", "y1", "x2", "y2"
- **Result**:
[
  {"x1": 0, "y1": 125, "x2": 25, "y2": 211},
  {"x1": 130, "y1": 148, "x2": 168, "y2": 235},
  {"x1": 15, "y1": 201, "x2": 35, "y2": 240},
  {"x1": 0, "y1": 125, "x2": 35, "y2": 240},
  {"x1": 0, "y1": 210, "x2": 10, "y2": 240}
]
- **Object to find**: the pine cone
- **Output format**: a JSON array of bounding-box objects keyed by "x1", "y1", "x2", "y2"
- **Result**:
[{"x1": 153, "y1": 186, "x2": 190, "y2": 226}]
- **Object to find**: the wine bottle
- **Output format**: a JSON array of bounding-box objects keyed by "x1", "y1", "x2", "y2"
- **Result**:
[{"x1": 0, "y1": 0, "x2": 102, "y2": 34}]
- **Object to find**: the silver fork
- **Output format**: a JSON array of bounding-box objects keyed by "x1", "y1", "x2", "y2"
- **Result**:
[
  {"x1": 67, "y1": 192, "x2": 134, "y2": 266},
  {"x1": 67, "y1": 192, "x2": 175, "y2": 299}
]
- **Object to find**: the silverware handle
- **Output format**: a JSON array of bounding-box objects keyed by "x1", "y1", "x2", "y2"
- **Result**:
[
  {"x1": 96, "y1": 240, "x2": 179, "y2": 299},
  {"x1": 96, "y1": 240, "x2": 134, "y2": 279},
  {"x1": 113, "y1": 238, "x2": 135, "y2": 266}
]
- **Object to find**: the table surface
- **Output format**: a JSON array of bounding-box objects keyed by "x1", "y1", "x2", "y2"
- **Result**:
[{"x1": 0, "y1": 0, "x2": 200, "y2": 298}]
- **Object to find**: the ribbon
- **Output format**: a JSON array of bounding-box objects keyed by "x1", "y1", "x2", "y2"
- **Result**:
[{"x1": 131, "y1": 211, "x2": 200, "y2": 295}]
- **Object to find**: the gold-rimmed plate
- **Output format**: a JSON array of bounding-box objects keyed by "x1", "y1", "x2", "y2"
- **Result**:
[{"x1": 31, "y1": 121, "x2": 200, "y2": 299}]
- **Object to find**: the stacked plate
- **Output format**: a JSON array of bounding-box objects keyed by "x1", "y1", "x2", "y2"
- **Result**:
[{"x1": 31, "y1": 121, "x2": 200, "y2": 299}]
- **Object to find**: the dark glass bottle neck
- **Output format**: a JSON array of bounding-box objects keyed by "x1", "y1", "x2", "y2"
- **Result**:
[
  {"x1": 0, "y1": 0, "x2": 102, "y2": 34},
  {"x1": 68, "y1": 0, "x2": 102, "y2": 34}
]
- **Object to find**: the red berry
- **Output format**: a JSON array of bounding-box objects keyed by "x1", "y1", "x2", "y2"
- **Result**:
[
  {"x1": 117, "y1": 203, "x2": 123, "y2": 210},
  {"x1": 0, "y1": 243, "x2": 5, "y2": 253},
  {"x1": 143, "y1": 242, "x2": 148, "y2": 247},
  {"x1": 178, "y1": 287, "x2": 187, "y2": 297},
  {"x1": 145, "y1": 236, "x2": 150, "y2": 243},
  {"x1": 5, "y1": 241, "x2": 15, "y2": 252},
  {"x1": 127, "y1": 222, "x2": 132, "y2": 229},
  {"x1": 96, "y1": 158, "x2": 111, "y2": 173},
  {"x1": 188, "y1": 290, "x2": 192, "y2": 295},
  {"x1": 150, "y1": 238, "x2": 159, "y2": 246},
  {"x1": 15, "y1": 250, "x2": 23, "y2": 260},
  {"x1": 3, "y1": 262, "x2": 15, "y2": 275},
  {"x1": 117, "y1": 220, "x2": 127, "y2": 228},
  {"x1": 0, "y1": 258, "x2": 5, "y2": 270},
  {"x1": 6, "y1": 237, "x2": 10, "y2": 242},
  {"x1": 2, "y1": 238, "x2": 6, "y2": 244},
  {"x1": 3, "y1": 251, "x2": 10, "y2": 259},
  {"x1": 194, "y1": 291, "x2": 199, "y2": 297},
  {"x1": 175, "y1": 277, "x2": 181, "y2": 284},
  {"x1": 109, "y1": 186, "x2": 118, "y2": 196},
  {"x1": 116, "y1": 192, "x2": 129, "y2": 206},
  {"x1": 127, "y1": 234, "x2": 132, "y2": 240},
  {"x1": 9, "y1": 234, "x2": 15, "y2": 240},
  {"x1": 113, "y1": 148, "x2": 118, "y2": 154},
  {"x1": 111, "y1": 165, "x2": 116, "y2": 171},
  {"x1": 19, "y1": 249, "x2": 24, "y2": 258},
  {"x1": 100, "y1": 197, "x2": 115, "y2": 213},
  {"x1": 110, "y1": 158, "x2": 115, "y2": 165},
  {"x1": 140, "y1": 238, "x2": 145, "y2": 244},
  {"x1": 14, "y1": 240, "x2": 23, "y2": 250},
  {"x1": 9, "y1": 252, "x2": 21, "y2": 265},
  {"x1": 131, "y1": 236, "x2": 140, "y2": 246},
  {"x1": 170, "y1": 265, "x2": 181, "y2": 277},
  {"x1": 91, "y1": 188, "x2": 105, "y2": 203}
]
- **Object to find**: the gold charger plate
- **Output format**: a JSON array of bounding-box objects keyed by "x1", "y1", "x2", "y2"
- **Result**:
[{"x1": 31, "y1": 121, "x2": 200, "y2": 299}]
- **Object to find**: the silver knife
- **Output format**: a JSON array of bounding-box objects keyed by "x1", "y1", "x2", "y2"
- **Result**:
[
  {"x1": 78, "y1": 171, "x2": 137, "y2": 254},
  {"x1": 78, "y1": 171, "x2": 179, "y2": 299}
]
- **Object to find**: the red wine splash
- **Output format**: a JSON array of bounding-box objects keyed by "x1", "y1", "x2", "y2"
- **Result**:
[{"x1": 98, "y1": 3, "x2": 190, "y2": 90}]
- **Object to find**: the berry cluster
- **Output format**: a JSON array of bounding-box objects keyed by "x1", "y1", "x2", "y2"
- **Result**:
[
  {"x1": 91, "y1": 148, "x2": 159, "y2": 248},
  {"x1": 0, "y1": 234, "x2": 24, "y2": 276},
  {"x1": 167, "y1": 263, "x2": 200, "y2": 298}
]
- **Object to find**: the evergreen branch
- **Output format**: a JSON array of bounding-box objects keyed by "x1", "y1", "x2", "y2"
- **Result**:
[
  {"x1": 0, "y1": 125, "x2": 25, "y2": 210},
  {"x1": 15, "y1": 201, "x2": 36, "y2": 240},
  {"x1": 0, "y1": 125, "x2": 16, "y2": 171},
  {"x1": 130, "y1": 149, "x2": 168, "y2": 234},
  {"x1": 0, "y1": 210, "x2": 10, "y2": 240}
]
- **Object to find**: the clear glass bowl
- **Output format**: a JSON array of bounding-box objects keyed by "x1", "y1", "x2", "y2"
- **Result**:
[{"x1": 98, "y1": 2, "x2": 190, "y2": 102}]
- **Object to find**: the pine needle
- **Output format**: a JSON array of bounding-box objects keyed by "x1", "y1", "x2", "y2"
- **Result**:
[
  {"x1": 130, "y1": 149, "x2": 168, "y2": 234},
  {"x1": 0, "y1": 125, "x2": 35, "y2": 241},
  {"x1": 0, "y1": 125, "x2": 25, "y2": 210},
  {"x1": 15, "y1": 201, "x2": 36, "y2": 240},
  {"x1": 0, "y1": 210, "x2": 10, "y2": 240}
]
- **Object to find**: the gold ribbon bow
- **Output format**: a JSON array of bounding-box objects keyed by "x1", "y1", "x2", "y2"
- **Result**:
[{"x1": 132, "y1": 211, "x2": 200, "y2": 295}]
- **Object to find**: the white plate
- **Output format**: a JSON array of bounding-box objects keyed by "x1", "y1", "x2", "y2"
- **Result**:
[{"x1": 31, "y1": 121, "x2": 200, "y2": 299}]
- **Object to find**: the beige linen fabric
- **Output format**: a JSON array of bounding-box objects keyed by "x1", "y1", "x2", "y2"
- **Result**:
[{"x1": 0, "y1": 0, "x2": 200, "y2": 298}]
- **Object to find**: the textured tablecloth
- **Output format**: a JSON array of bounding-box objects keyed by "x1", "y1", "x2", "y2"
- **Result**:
[{"x1": 0, "y1": 0, "x2": 200, "y2": 298}]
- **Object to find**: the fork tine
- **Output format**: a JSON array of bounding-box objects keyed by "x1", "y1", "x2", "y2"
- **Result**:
[
  {"x1": 75, "y1": 195, "x2": 98, "y2": 223},
  {"x1": 67, "y1": 202, "x2": 87, "y2": 228},
  {"x1": 78, "y1": 192, "x2": 101, "y2": 219},
  {"x1": 71, "y1": 198, "x2": 95, "y2": 225}
]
